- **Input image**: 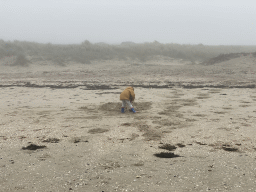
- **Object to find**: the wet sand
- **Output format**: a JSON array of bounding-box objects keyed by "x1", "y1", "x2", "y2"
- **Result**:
[{"x1": 0, "y1": 56, "x2": 256, "y2": 191}]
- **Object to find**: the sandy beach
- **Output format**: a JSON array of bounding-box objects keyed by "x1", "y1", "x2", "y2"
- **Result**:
[{"x1": 1, "y1": 55, "x2": 256, "y2": 192}]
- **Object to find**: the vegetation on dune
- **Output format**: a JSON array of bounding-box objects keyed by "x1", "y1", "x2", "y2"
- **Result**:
[
  {"x1": 12, "y1": 54, "x2": 30, "y2": 66},
  {"x1": 0, "y1": 39, "x2": 256, "y2": 66}
]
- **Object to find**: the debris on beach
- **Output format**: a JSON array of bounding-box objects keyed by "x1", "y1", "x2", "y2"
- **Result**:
[{"x1": 22, "y1": 144, "x2": 46, "y2": 150}]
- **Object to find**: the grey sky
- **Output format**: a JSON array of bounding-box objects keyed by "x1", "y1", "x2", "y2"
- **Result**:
[{"x1": 1, "y1": 0, "x2": 255, "y2": 45}]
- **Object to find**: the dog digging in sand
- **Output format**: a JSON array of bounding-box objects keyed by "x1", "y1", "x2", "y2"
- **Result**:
[{"x1": 120, "y1": 87, "x2": 136, "y2": 113}]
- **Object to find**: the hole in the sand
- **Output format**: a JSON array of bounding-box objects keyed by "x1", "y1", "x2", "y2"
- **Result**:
[
  {"x1": 22, "y1": 144, "x2": 46, "y2": 150},
  {"x1": 158, "y1": 144, "x2": 177, "y2": 151},
  {"x1": 121, "y1": 123, "x2": 132, "y2": 126},
  {"x1": 99, "y1": 102, "x2": 152, "y2": 112},
  {"x1": 154, "y1": 152, "x2": 181, "y2": 158},
  {"x1": 42, "y1": 138, "x2": 60, "y2": 143},
  {"x1": 222, "y1": 145, "x2": 239, "y2": 152},
  {"x1": 88, "y1": 128, "x2": 109, "y2": 134},
  {"x1": 176, "y1": 143, "x2": 186, "y2": 148}
]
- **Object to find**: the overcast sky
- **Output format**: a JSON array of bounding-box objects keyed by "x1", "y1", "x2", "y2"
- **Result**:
[{"x1": 1, "y1": 0, "x2": 255, "y2": 45}]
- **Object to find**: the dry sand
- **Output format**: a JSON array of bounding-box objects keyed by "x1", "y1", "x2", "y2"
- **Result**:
[{"x1": 0, "y1": 55, "x2": 256, "y2": 191}]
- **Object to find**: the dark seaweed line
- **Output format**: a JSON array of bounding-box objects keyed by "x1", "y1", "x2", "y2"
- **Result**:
[{"x1": 0, "y1": 83, "x2": 255, "y2": 89}]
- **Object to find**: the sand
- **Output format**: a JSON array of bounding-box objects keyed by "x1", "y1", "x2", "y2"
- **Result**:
[{"x1": 0, "y1": 55, "x2": 256, "y2": 191}]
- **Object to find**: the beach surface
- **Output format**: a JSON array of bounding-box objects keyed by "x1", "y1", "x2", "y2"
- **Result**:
[{"x1": 1, "y1": 55, "x2": 256, "y2": 191}]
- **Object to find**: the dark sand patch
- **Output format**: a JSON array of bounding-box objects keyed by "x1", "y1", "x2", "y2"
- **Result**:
[
  {"x1": 88, "y1": 128, "x2": 109, "y2": 134},
  {"x1": 137, "y1": 124, "x2": 150, "y2": 132},
  {"x1": 152, "y1": 119, "x2": 182, "y2": 127},
  {"x1": 121, "y1": 123, "x2": 132, "y2": 126},
  {"x1": 162, "y1": 129, "x2": 173, "y2": 133},
  {"x1": 195, "y1": 141, "x2": 207, "y2": 145},
  {"x1": 154, "y1": 152, "x2": 181, "y2": 158},
  {"x1": 208, "y1": 89, "x2": 222, "y2": 93},
  {"x1": 133, "y1": 161, "x2": 144, "y2": 166},
  {"x1": 173, "y1": 99, "x2": 197, "y2": 106},
  {"x1": 129, "y1": 133, "x2": 139, "y2": 141},
  {"x1": 78, "y1": 106, "x2": 98, "y2": 113},
  {"x1": 222, "y1": 107, "x2": 232, "y2": 110},
  {"x1": 99, "y1": 102, "x2": 152, "y2": 112},
  {"x1": 239, "y1": 105, "x2": 250, "y2": 108},
  {"x1": 240, "y1": 101, "x2": 251, "y2": 103},
  {"x1": 222, "y1": 145, "x2": 239, "y2": 152},
  {"x1": 99, "y1": 161, "x2": 121, "y2": 170},
  {"x1": 42, "y1": 138, "x2": 60, "y2": 143},
  {"x1": 209, "y1": 143, "x2": 240, "y2": 152},
  {"x1": 176, "y1": 143, "x2": 186, "y2": 148},
  {"x1": 82, "y1": 85, "x2": 117, "y2": 90},
  {"x1": 214, "y1": 111, "x2": 227, "y2": 114},
  {"x1": 70, "y1": 136, "x2": 89, "y2": 143},
  {"x1": 196, "y1": 93, "x2": 210, "y2": 99},
  {"x1": 193, "y1": 114, "x2": 207, "y2": 117},
  {"x1": 218, "y1": 127, "x2": 232, "y2": 131},
  {"x1": 142, "y1": 130, "x2": 163, "y2": 141},
  {"x1": 22, "y1": 144, "x2": 46, "y2": 150},
  {"x1": 133, "y1": 116, "x2": 149, "y2": 120},
  {"x1": 38, "y1": 153, "x2": 51, "y2": 161},
  {"x1": 95, "y1": 92, "x2": 121, "y2": 95},
  {"x1": 210, "y1": 118, "x2": 220, "y2": 122},
  {"x1": 158, "y1": 106, "x2": 182, "y2": 115},
  {"x1": 83, "y1": 116, "x2": 101, "y2": 119},
  {"x1": 185, "y1": 118, "x2": 197, "y2": 122},
  {"x1": 158, "y1": 144, "x2": 177, "y2": 151}
]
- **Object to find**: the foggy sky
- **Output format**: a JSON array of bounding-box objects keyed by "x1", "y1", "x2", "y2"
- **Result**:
[{"x1": 1, "y1": 0, "x2": 256, "y2": 45}]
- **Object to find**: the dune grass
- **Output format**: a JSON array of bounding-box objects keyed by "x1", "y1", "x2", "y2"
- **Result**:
[{"x1": 1, "y1": 39, "x2": 256, "y2": 66}]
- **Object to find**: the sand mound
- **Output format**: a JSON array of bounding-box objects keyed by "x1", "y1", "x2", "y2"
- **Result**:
[{"x1": 203, "y1": 52, "x2": 255, "y2": 65}]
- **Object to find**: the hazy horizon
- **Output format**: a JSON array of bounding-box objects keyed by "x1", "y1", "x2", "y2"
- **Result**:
[{"x1": 1, "y1": 0, "x2": 256, "y2": 45}]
